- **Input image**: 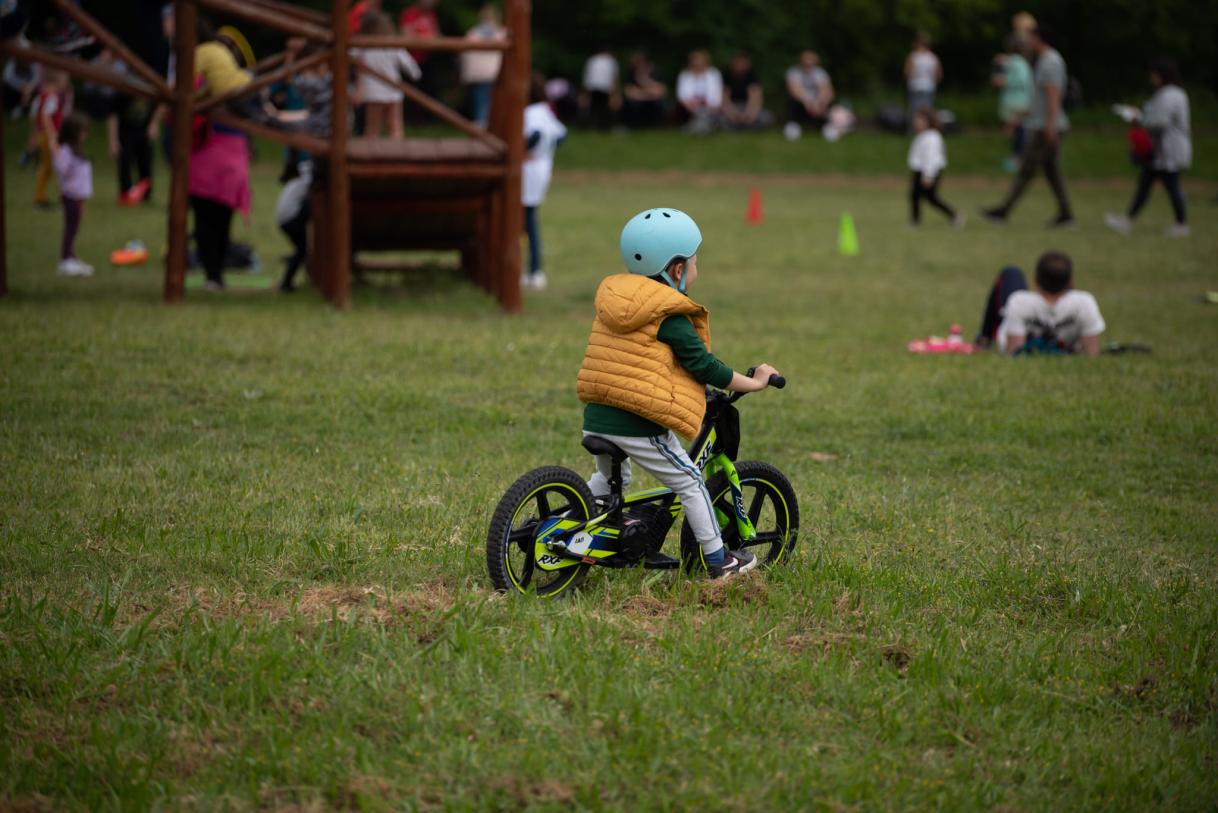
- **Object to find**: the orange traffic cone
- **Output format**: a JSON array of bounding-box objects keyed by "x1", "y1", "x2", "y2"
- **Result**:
[{"x1": 745, "y1": 187, "x2": 764, "y2": 225}]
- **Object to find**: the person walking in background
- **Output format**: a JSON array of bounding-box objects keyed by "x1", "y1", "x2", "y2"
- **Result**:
[
  {"x1": 50, "y1": 112, "x2": 94, "y2": 276},
  {"x1": 521, "y1": 73, "x2": 566, "y2": 291},
  {"x1": 581, "y1": 47, "x2": 618, "y2": 129},
  {"x1": 783, "y1": 49, "x2": 833, "y2": 140},
  {"x1": 721, "y1": 52, "x2": 770, "y2": 130},
  {"x1": 32, "y1": 68, "x2": 71, "y2": 209},
  {"x1": 675, "y1": 49, "x2": 722, "y2": 134},
  {"x1": 992, "y1": 34, "x2": 1032, "y2": 173},
  {"x1": 275, "y1": 158, "x2": 312, "y2": 292},
  {"x1": 621, "y1": 50, "x2": 666, "y2": 129},
  {"x1": 188, "y1": 94, "x2": 252, "y2": 291},
  {"x1": 981, "y1": 25, "x2": 1075, "y2": 229},
  {"x1": 459, "y1": 4, "x2": 504, "y2": 127},
  {"x1": 907, "y1": 107, "x2": 963, "y2": 228},
  {"x1": 904, "y1": 32, "x2": 941, "y2": 116},
  {"x1": 1104, "y1": 59, "x2": 1192, "y2": 238}
]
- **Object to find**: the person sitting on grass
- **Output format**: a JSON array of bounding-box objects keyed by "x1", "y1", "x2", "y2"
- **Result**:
[
  {"x1": 577, "y1": 208, "x2": 781, "y2": 579},
  {"x1": 783, "y1": 49, "x2": 833, "y2": 139},
  {"x1": 975, "y1": 250, "x2": 1105, "y2": 356}
]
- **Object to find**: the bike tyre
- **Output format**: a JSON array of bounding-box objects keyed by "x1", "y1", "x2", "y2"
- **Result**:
[
  {"x1": 486, "y1": 466, "x2": 595, "y2": 597},
  {"x1": 679, "y1": 461, "x2": 800, "y2": 572}
]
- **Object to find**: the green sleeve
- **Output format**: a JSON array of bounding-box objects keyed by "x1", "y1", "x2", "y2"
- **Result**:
[{"x1": 657, "y1": 315, "x2": 734, "y2": 389}]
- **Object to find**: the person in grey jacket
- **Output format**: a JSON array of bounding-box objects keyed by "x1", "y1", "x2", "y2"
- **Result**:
[{"x1": 1105, "y1": 59, "x2": 1192, "y2": 237}]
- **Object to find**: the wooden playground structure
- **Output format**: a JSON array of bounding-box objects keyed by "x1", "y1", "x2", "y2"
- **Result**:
[{"x1": 0, "y1": 0, "x2": 530, "y2": 311}]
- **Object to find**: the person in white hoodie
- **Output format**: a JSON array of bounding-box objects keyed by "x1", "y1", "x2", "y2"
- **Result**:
[
  {"x1": 1104, "y1": 58, "x2": 1192, "y2": 238},
  {"x1": 907, "y1": 107, "x2": 963, "y2": 227},
  {"x1": 522, "y1": 73, "x2": 567, "y2": 291}
]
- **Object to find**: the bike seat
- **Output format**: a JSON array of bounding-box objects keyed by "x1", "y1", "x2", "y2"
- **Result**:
[{"x1": 581, "y1": 435, "x2": 629, "y2": 463}]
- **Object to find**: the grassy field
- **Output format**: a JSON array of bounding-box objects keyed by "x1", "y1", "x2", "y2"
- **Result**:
[{"x1": 2, "y1": 129, "x2": 1217, "y2": 810}]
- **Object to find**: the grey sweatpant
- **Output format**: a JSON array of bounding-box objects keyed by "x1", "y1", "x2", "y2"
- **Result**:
[{"x1": 583, "y1": 431, "x2": 724, "y2": 556}]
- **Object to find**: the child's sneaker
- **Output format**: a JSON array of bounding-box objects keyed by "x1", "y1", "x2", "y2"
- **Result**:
[
  {"x1": 1103, "y1": 212, "x2": 1132, "y2": 235},
  {"x1": 707, "y1": 549, "x2": 757, "y2": 580},
  {"x1": 530, "y1": 271, "x2": 547, "y2": 290},
  {"x1": 57, "y1": 258, "x2": 92, "y2": 276},
  {"x1": 1165, "y1": 223, "x2": 1190, "y2": 238}
]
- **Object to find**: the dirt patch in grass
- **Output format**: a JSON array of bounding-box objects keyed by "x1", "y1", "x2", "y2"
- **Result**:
[
  {"x1": 783, "y1": 630, "x2": 867, "y2": 656},
  {"x1": 882, "y1": 644, "x2": 913, "y2": 674},
  {"x1": 491, "y1": 776, "x2": 576, "y2": 808},
  {"x1": 165, "y1": 579, "x2": 460, "y2": 629},
  {"x1": 696, "y1": 575, "x2": 770, "y2": 608},
  {"x1": 618, "y1": 594, "x2": 673, "y2": 619}
]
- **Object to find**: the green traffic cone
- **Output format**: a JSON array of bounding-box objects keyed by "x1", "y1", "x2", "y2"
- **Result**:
[{"x1": 838, "y1": 212, "x2": 859, "y2": 256}]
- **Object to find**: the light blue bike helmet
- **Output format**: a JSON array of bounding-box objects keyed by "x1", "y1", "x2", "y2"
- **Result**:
[{"x1": 619, "y1": 208, "x2": 702, "y2": 292}]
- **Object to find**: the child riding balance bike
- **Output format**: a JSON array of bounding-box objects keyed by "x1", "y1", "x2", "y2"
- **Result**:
[{"x1": 486, "y1": 208, "x2": 798, "y2": 597}]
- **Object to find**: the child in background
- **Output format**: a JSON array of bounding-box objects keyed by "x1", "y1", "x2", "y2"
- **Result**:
[
  {"x1": 32, "y1": 69, "x2": 72, "y2": 208},
  {"x1": 350, "y1": 12, "x2": 421, "y2": 139},
  {"x1": 577, "y1": 208, "x2": 780, "y2": 578},
  {"x1": 51, "y1": 113, "x2": 94, "y2": 276},
  {"x1": 275, "y1": 158, "x2": 312, "y2": 292},
  {"x1": 521, "y1": 73, "x2": 566, "y2": 290},
  {"x1": 907, "y1": 107, "x2": 963, "y2": 227}
]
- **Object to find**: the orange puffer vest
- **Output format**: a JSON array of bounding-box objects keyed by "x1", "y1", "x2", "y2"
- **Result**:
[{"x1": 577, "y1": 274, "x2": 711, "y2": 439}]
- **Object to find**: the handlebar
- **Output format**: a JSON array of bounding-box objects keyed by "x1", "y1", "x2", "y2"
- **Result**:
[
  {"x1": 747, "y1": 367, "x2": 786, "y2": 390},
  {"x1": 724, "y1": 367, "x2": 787, "y2": 404}
]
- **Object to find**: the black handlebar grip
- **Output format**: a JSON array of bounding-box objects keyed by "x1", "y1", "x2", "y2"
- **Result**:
[{"x1": 768, "y1": 375, "x2": 786, "y2": 389}]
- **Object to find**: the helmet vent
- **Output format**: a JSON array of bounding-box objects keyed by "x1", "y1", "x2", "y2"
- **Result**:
[
  {"x1": 634, "y1": 253, "x2": 642, "y2": 261},
  {"x1": 662, "y1": 212, "x2": 671, "y2": 218},
  {"x1": 644, "y1": 213, "x2": 651, "y2": 219}
]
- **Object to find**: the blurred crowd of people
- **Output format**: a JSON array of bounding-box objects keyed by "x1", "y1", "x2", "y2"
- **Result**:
[{"x1": 0, "y1": 1, "x2": 1195, "y2": 294}]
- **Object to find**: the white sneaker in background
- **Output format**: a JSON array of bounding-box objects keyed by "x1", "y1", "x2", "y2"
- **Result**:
[
  {"x1": 71, "y1": 258, "x2": 94, "y2": 276},
  {"x1": 1165, "y1": 223, "x2": 1191, "y2": 238},
  {"x1": 530, "y1": 271, "x2": 547, "y2": 291},
  {"x1": 953, "y1": 212, "x2": 968, "y2": 229},
  {"x1": 56, "y1": 259, "x2": 78, "y2": 276},
  {"x1": 783, "y1": 122, "x2": 802, "y2": 141},
  {"x1": 1103, "y1": 213, "x2": 1133, "y2": 235}
]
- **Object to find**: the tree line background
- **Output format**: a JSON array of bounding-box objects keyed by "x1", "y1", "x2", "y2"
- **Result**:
[{"x1": 96, "y1": 0, "x2": 1218, "y2": 117}]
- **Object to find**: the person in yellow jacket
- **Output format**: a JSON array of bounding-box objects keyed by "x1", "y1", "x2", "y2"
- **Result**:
[{"x1": 576, "y1": 208, "x2": 780, "y2": 579}]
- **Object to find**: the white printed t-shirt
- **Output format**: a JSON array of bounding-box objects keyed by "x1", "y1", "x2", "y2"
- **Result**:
[
  {"x1": 522, "y1": 101, "x2": 566, "y2": 206},
  {"x1": 997, "y1": 289, "x2": 1105, "y2": 353}
]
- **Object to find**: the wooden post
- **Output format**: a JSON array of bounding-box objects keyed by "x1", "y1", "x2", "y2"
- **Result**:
[
  {"x1": 497, "y1": 0, "x2": 529, "y2": 313},
  {"x1": 164, "y1": 0, "x2": 196, "y2": 303},
  {"x1": 0, "y1": 104, "x2": 7, "y2": 299},
  {"x1": 328, "y1": 0, "x2": 351, "y2": 308}
]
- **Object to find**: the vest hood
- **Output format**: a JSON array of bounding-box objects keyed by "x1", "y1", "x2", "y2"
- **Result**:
[{"x1": 594, "y1": 274, "x2": 692, "y2": 334}]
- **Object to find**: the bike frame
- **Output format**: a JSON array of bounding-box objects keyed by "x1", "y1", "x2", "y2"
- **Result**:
[{"x1": 533, "y1": 407, "x2": 757, "y2": 571}]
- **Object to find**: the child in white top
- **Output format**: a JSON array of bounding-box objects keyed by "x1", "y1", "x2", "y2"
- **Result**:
[
  {"x1": 351, "y1": 12, "x2": 421, "y2": 139},
  {"x1": 521, "y1": 74, "x2": 567, "y2": 291},
  {"x1": 51, "y1": 113, "x2": 94, "y2": 276},
  {"x1": 907, "y1": 107, "x2": 962, "y2": 227}
]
